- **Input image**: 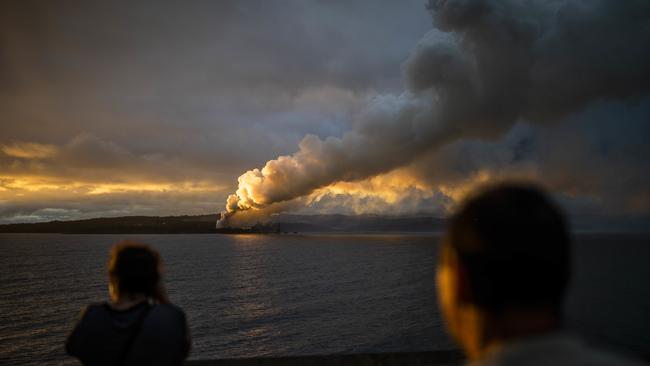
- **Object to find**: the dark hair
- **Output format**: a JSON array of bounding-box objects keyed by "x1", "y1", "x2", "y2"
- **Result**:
[
  {"x1": 446, "y1": 184, "x2": 570, "y2": 313},
  {"x1": 108, "y1": 242, "x2": 160, "y2": 297}
]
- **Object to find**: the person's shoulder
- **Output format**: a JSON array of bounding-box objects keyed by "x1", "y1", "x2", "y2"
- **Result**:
[
  {"x1": 78, "y1": 302, "x2": 109, "y2": 319},
  {"x1": 564, "y1": 335, "x2": 645, "y2": 366},
  {"x1": 474, "y1": 333, "x2": 646, "y2": 366},
  {"x1": 580, "y1": 347, "x2": 646, "y2": 366},
  {"x1": 153, "y1": 303, "x2": 185, "y2": 314},
  {"x1": 86, "y1": 301, "x2": 109, "y2": 311},
  {"x1": 149, "y1": 303, "x2": 187, "y2": 322},
  {"x1": 143, "y1": 303, "x2": 188, "y2": 339}
]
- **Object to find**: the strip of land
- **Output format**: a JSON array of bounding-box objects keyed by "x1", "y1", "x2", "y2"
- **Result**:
[{"x1": 0, "y1": 214, "x2": 447, "y2": 234}]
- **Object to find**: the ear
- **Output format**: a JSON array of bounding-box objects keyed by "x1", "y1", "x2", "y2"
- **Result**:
[{"x1": 108, "y1": 279, "x2": 119, "y2": 301}]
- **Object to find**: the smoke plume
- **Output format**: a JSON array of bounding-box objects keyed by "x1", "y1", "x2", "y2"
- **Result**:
[{"x1": 218, "y1": 0, "x2": 650, "y2": 227}]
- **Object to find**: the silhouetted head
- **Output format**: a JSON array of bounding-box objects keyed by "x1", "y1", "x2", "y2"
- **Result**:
[
  {"x1": 108, "y1": 241, "x2": 161, "y2": 300},
  {"x1": 437, "y1": 183, "x2": 570, "y2": 358}
]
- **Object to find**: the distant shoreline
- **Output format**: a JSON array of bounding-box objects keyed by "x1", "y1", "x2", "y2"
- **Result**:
[
  {"x1": 0, "y1": 213, "x2": 448, "y2": 234},
  {"x1": 1, "y1": 213, "x2": 647, "y2": 234}
]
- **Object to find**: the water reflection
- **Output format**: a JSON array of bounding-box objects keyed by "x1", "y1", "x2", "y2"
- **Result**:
[{"x1": 227, "y1": 235, "x2": 284, "y2": 355}]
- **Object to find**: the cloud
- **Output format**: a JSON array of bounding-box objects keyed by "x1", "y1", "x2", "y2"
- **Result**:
[
  {"x1": 0, "y1": 1, "x2": 435, "y2": 223},
  {"x1": 0, "y1": 132, "x2": 234, "y2": 223},
  {"x1": 220, "y1": 0, "x2": 650, "y2": 224},
  {"x1": 1, "y1": 142, "x2": 58, "y2": 159},
  {"x1": 0, "y1": 1, "x2": 648, "y2": 223},
  {"x1": 0, "y1": 179, "x2": 228, "y2": 224},
  {"x1": 289, "y1": 98, "x2": 650, "y2": 217}
]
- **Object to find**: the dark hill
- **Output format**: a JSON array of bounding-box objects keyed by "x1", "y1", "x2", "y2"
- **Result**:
[{"x1": 0, "y1": 215, "x2": 220, "y2": 234}]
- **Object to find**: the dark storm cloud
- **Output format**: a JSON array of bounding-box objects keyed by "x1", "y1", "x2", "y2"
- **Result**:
[
  {"x1": 0, "y1": 0, "x2": 431, "y2": 159},
  {"x1": 404, "y1": 0, "x2": 650, "y2": 133},
  {"x1": 402, "y1": 98, "x2": 650, "y2": 214}
]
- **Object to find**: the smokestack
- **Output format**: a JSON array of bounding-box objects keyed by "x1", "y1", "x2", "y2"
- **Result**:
[{"x1": 219, "y1": 0, "x2": 650, "y2": 224}]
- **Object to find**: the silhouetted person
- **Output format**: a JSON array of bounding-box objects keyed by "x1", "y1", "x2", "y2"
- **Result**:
[
  {"x1": 437, "y1": 184, "x2": 643, "y2": 365},
  {"x1": 66, "y1": 241, "x2": 190, "y2": 366}
]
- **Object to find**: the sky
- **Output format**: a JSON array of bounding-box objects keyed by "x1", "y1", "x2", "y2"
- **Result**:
[{"x1": 1, "y1": 0, "x2": 649, "y2": 224}]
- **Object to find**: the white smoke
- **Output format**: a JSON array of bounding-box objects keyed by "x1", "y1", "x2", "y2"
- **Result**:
[{"x1": 218, "y1": 0, "x2": 650, "y2": 226}]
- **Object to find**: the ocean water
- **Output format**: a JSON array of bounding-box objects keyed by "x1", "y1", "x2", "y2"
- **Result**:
[{"x1": 0, "y1": 233, "x2": 648, "y2": 365}]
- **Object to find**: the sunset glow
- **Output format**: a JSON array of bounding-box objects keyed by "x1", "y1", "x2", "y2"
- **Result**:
[
  {"x1": 1, "y1": 2, "x2": 649, "y2": 364},
  {"x1": 1, "y1": 0, "x2": 648, "y2": 224}
]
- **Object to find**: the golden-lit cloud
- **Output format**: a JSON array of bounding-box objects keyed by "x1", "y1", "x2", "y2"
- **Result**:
[
  {"x1": 0, "y1": 173, "x2": 231, "y2": 223},
  {"x1": 313, "y1": 170, "x2": 432, "y2": 204},
  {"x1": 304, "y1": 166, "x2": 540, "y2": 216},
  {"x1": 0, "y1": 134, "x2": 239, "y2": 223},
  {"x1": 1, "y1": 142, "x2": 59, "y2": 159},
  {"x1": 307, "y1": 168, "x2": 436, "y2": 212},
  {"x1": 0, "y1": 175, "x2": 226, "y2": 196},
  {"x1": 435, "y1": 168, "x2": 541, "y2": 207}
]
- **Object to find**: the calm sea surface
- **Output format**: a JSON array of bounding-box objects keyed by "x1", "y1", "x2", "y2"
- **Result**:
[{"x1": 0, "y1": 233, "x2": 648, "y2": 365}]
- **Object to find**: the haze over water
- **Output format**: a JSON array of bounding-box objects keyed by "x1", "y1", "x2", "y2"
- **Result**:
[{"x1": 1, "y1": 232, "x2": 648, "y2": 365}]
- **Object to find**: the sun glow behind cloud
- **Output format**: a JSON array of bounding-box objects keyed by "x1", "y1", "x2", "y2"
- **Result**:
[
  {"x1": 0, "y1": 175, "x2": 226, "y2": 195},
  {"x1": 0, "y1": 173, "x2": 230, "y2": 223}
]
